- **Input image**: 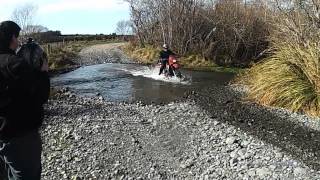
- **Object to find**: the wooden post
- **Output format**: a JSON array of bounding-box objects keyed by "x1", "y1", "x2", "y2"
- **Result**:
[{"x1": 47, "y1": 44, "x2": 50, "y2": 55}]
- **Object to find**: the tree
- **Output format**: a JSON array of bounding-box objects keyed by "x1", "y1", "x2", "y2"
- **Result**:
[
  {"x1": 124, "y1": 0, "x2": 272, "y2": 66},
  {"x1": 11, "y1": 3, "x2": 37, "y2": 35},
  {"x1": 25, "y1": 25, "x2": 49, "y2": 34},
  {"x1": 116, "y1": 20, "x2": 133, "y2": 35}
]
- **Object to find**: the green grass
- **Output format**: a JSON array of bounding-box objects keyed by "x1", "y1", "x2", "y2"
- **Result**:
[{"x1": 238, "y1": 42, "x2": 320, "y2": 117}]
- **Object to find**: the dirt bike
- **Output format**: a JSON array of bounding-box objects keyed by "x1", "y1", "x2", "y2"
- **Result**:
[{"x1": 158, "y1": 55, "x2": 183, "y2": 78}]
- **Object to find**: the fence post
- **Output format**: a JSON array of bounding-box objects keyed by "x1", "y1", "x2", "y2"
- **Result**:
[{"x1": 47, "y1": 44, "x2": 50, "y2": 56}]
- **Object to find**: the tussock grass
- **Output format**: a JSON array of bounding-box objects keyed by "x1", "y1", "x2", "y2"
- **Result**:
[
  {"x1": 122, "y1": 44, "x2": 160, "y2": 64},
  {"x1": 240, "y1": 42, "x2": 320, "y2": 116},
  {"x1": 180, "y1": 55, "x2": 215, "y2": 67}
]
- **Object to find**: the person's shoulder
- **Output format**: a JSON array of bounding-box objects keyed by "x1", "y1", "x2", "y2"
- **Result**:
[
  {"x1": 0, "y1": 53, "x2": 21, "y2": 66},
  {"x1": 6, "y1": 54, "x2": 28, "y2": 67},
  {"x1": 5, "y1": 54, "x2": 33, "y2": 76}
]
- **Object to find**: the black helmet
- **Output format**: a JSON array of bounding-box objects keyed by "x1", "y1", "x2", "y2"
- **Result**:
[{"x1": 17, "y1": 39, "x2": 47, "y2": 70}]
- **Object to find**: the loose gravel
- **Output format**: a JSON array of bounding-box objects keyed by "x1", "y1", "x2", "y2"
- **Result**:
[{"x1": 41, "y1": 43, "x2": 320, "y2": 179}]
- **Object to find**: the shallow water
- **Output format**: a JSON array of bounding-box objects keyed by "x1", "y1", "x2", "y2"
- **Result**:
[{"x1": 52, "y1": 63, "x2": 234, "y2": 104}]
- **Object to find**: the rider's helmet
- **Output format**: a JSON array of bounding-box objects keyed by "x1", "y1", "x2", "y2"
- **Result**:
[
  {"x1": 17, "y1": 38, "x2": 48, "y2": 71},
  {"x1": 162, "y1": 44, "x2": 168, "y2": 49}
]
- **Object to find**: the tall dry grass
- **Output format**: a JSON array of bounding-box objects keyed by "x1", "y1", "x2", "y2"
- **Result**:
[
  {"x1": 121, "y1": 44, "x2": 160, "y2": 64},
  {"x1": 239, "y1": 2, "x2": 320, "y2": 116},
  {"x1": 241, "y1": 42, "x2": 320, "y2": 116}
]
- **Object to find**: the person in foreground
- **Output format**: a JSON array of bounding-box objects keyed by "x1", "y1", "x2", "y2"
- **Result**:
[
  {"x1": 0, "y1": 21, "x2": 50, "y2": 180},
  {"x1": 158, "y1": 44, "x2": 175, "y2": 75}
]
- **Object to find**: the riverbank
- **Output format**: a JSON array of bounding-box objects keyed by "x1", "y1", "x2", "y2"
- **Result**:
[
  {"x1": 42, "y1": 87, "x2": 320, "y2": 179},
  {"x1": 46, "y1": 40, "x2": 125, "y2": 76},
  {"x1": 121, "y1": 43, "x2": 243, "y2": 74}
]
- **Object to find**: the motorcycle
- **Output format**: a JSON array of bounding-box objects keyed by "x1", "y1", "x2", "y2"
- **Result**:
[{"x1": 158, "y1": 55, "x2": 183, "y2": 78}]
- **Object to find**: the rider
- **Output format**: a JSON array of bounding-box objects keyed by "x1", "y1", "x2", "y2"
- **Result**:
[{"x1": 158, "y1": 44, "x2": 175, "y2": 75}]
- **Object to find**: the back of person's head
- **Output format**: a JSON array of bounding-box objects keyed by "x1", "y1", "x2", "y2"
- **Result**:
[
  {"x1": 17, "y1": 40, "x2": 47, "y2": 70},
  {"x1": 0, "y1": 21, "x2": 21, "y2": 51}
]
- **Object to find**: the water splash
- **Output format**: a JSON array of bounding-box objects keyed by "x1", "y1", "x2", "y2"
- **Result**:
[{"x1": 120, "y1": 65, "x2": 192, "y2": 85}]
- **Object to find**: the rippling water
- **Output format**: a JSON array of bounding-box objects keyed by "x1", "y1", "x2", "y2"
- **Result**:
[{"x1": 52, "y1": 63, "x2": 234, "y2": 104}]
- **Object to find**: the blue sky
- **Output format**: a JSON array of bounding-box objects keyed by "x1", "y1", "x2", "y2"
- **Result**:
[{"x1": 0, "y1": 0, "x2": 131, "y2": 34}]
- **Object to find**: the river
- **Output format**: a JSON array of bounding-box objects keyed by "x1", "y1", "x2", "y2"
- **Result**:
[{"x1": 52, "y1": 63, "x2": 234, "y2": 104}]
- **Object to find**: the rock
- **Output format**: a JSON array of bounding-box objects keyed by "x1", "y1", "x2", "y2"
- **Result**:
[
  {"x1": 275, "y1": 152, "x2": 283, "y2": 159},
  {"x1": 180, "y1": 159, "x2": 195, "y2": 169},
  {"x1": 71, "y1": 175, "x2": 82, "y2": 180},
  {"x1": 230, "y1": 151, "x2": 238, "y2": 158},
  {"x1": 226, "y1": 137, "x2": 236, "y2": 145},
  {"x1": 204, "y1": 125, "x2": 210, "y2": 131},
  {"x1": 213, "y1": 120, "x2": 219, "y2": 126},
  {"x1": 229, "y1": 158, "x2": 238, "y2": 166},
  {"x1": 256, "y1": 167, "x2": 271, "y2": 177},
  {"x1": 269, "y1": 165, "x2": 276, "y2": 170},
  {"x1": 294, "y1": 167, "x2": 306, "y2": 176},
  {"x1": 264, "y1": 156, "x2": 271, "y2": 161},
  {"x1": 241, "y1": 140, "x2": 250, "y2": 147},
  {"x1": 237, "y1": 149, "x2": 246, "y2": 159},
  {"x1": 248, "y1": 169, "x2": 256, "y2": 177}
]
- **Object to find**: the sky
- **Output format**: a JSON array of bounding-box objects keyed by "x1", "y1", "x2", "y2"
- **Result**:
[{"x1": 0, "y1": 0, "x2": 131, "y2": 34}]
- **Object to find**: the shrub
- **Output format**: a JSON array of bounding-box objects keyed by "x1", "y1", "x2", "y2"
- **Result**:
[{"x1": 241, "y1": 41, "x2": 320, "y2": 116}]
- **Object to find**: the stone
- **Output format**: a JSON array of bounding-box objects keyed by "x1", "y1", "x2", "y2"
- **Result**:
[
  {"x1": 269, "y1": 165, "x2": 276, "y2": 170},
  {"x1": 241, "y1": 140, "x2": 250, "y2": 147},
  {"x1": 237, "y1": 149, "x2": 246, "y2": 159},
  {"x1": 226, "y1": 137, "x2": 236, "y2": 145},
  {"x1": 213, "y1": 120, "x2": 219, "y2": 126},
  {"x1": 294, "y1": 167, "x2": 306, "y2": 176},
  {"x1": 256, "y1": 167, "x2": 271, "y2": 177},
  {"x1": 230, "y1": 158, "x2": 238, "y2": 166},
  {"x1": 180, "y1": 159, "x2": 195, "y2": 169},
  {"x1": 275, "y1": 152, "x2": 283, "y2": 159},
  {"x1": 248, "y1": 169, "x2": 256, "y2": 177},
  {"x1": 230, "y1": 151, "x2": 238, "y2": 158}
]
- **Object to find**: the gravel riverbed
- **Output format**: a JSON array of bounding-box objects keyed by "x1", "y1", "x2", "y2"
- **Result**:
[{"x1": 41, "y1": 43, "x2": 320, "y2": 179}]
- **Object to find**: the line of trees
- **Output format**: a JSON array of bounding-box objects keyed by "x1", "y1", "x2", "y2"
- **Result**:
[{"x1": 125, "y1": 0, "x2": 319, "y2": 67}]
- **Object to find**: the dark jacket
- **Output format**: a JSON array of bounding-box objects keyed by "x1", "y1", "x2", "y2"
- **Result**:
[
  {"x1": 0, "y1": 48, "x2": 50, "y2": 140},
  {"x1": 159, "y1": 49, "x2": 175, "y2": 60},
  {"x1": 159, "y1": 49, "x2": 175, "y2": 65}
]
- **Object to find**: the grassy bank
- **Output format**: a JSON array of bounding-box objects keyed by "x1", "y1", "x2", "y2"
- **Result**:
[
  {"x1": 238, "y1": 42, "x2": 320, "y2": 117},
  {"x1": 44, "y1": 39, "x2": 123, "y2": 70},
  {"x1": 121, "y1": 43, "x2": 243, "y2": 73}
]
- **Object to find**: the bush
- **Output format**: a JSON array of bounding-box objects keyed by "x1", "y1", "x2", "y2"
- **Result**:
[
  {"x1": 238, "y1": 1, "x2": 320, "y2": 116},
  {"x1": 240, "y1": 41, "x2": 320, "y2": 116},
  {"x1": 207, "y1": 0, "x2": 270, "y2": 66},
  {"x1": 127, "y1": 0, "x2": 271, "y2": 67}
]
